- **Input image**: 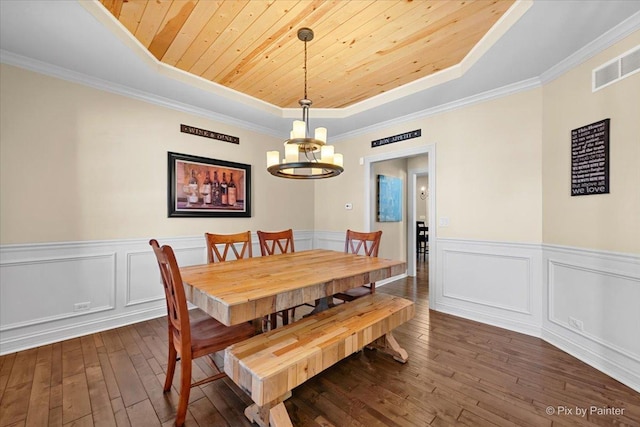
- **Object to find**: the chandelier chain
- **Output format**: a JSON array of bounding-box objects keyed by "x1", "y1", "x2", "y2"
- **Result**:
[{"x1": 303, "y1": 37, "x2": 308, "y2": 100}]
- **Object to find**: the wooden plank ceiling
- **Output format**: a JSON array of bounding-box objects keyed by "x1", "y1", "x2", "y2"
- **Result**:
[{"x1": 99, "y1": 0, "x2": 514, "y2": 109}]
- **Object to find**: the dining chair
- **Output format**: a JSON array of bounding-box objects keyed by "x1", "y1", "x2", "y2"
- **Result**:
[
  {"x1": 149, "y1": 239, "x2": 255, "y2": 427},
  {"x1": 256, "y1": 229, "x2": 295, "y2": 256},
  {"x1": 416, "y1": 222, "x2": 428, "y2": 261},
  {"x1": 205, "y1": 231, "x2": 252, "y2": 263},
  {"x1": 333, "y1": 229, "x2": 383, "y2": 303},
  {"x1": 256, "y1": 229, "x2": 299, "y2": 329}
]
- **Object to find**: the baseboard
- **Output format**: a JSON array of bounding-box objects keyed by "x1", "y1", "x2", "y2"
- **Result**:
[
  {"x1": 542, "y1": 327, "x2": 640, "y2": 393},
  {"x1": 0, "y1": 307, "x2": 167, "y2": 355},
  {"x1": 432, "y1": 301, "x2": 542, "y2": 338}
]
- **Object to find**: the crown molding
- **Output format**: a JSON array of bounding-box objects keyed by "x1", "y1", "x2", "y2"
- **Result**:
[
  {"x1": 0, "y1": 50, "x2": 283, "y2": 138},
  {"x1": 333, "y1": 77, "x2": 541, "y2": 142},
  {"x1": 540, "y1": 11, "x2": 640, "y2": 84}
]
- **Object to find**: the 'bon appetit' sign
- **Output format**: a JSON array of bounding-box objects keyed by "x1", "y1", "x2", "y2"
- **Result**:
[{"x1": 371, "y1": 129, "x2": 421, "y2": 148}]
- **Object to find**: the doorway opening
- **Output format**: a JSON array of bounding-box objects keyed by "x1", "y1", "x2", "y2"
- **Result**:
[{"x1": 362, "y1": 144, "x2": 435, "y2": 307}]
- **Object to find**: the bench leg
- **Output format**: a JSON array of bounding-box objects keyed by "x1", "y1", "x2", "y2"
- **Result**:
[
  {"x1": 373, "y1": 332, "x2": 409, "y2": 363},
  {"x1": 270, "y1": 402, "x2": 293, "y2": 427},
  {"x1": 244, "y1": 392, "x2": 292, "y2": 427}
]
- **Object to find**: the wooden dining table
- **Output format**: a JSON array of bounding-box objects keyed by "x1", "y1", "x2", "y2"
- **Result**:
[
  {"x1": 179, "y1": 248, "x2": 407, "y2": 326},
  {"x1": 180, "y1": 248, "x2": 409, "y2": 427}
]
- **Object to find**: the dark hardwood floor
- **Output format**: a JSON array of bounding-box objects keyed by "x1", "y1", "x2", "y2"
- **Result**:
[{"x1": 1, "y1": 258, "x2": 639, "y2": 426}]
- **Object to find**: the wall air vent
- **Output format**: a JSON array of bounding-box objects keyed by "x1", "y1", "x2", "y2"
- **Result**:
[{"x1": 593, "y1": 45, "x2": 640, "y2": 91}]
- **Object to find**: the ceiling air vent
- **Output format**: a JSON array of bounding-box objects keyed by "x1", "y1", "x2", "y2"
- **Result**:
[{"x1": 593, "y1": 45, "x2": 640, "y2": 91}]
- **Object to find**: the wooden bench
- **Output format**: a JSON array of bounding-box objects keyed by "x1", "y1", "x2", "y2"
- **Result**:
[{"x1": 224, "y1": 293, "x2": 415, "y2": 427}]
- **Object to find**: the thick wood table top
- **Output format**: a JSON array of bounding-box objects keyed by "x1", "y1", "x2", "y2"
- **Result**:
[{"x1": 180, "y1": 249, "x2": 406, "y2": 326}]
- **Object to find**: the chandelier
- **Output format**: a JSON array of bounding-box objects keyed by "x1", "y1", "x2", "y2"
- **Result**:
[{"x1": 266, "y1": 28, "x2": 344, "y2": 179}]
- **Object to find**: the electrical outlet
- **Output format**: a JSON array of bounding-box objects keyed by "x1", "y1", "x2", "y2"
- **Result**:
[
  {"x1": 74, "y1": 302, "x2": 91, "y2": 312},
  {"x1": 439, "y1": 217, "x2": 450, "y2": 227},
  {"x1": 345, "y1": 203, "x2": 353, "y2": 210},
  {"x1": 568, "y1": 316, "x2": 584, "y2": 331}
]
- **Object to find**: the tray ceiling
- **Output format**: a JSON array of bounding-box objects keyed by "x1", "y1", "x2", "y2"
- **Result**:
[{"x1": 98, "y1": 0, "x2": 515, "y2": 109}]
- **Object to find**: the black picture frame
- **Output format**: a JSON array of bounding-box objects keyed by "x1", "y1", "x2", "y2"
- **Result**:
[{"x1": 168, "y1": 152, "x2": 251, "y2": 217}]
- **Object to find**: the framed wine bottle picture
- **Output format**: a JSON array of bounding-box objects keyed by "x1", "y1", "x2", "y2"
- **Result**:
[{"x1": 168, "y1": 152, "x2": 251, "y2": 217}]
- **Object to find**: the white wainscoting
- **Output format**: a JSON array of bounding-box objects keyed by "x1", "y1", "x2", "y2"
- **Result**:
[
  {"x1": 541, "y1": 244, "x2": 640, "y2": 392},
  {"x1": 0, "y1": 231, "x2": 314, "y2": 355},
  {"x1": 3, "y1": 233, "x2": 638, "y2": 392},
  {"x1": 432, "y1": 238, "x2": 640, "y2": 392},
  {"x1": 433, "y1": 238, "x2": 543, "y2": 337}
]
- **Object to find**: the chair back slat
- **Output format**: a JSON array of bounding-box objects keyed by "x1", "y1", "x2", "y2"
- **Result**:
[
  {"x1": 345, "y1": 230, "x2": 382, "y2": 257},
  {"x1": 150, "y1": 239, "x2": 191, "y2": 351},
  {"x1": 257, "y1": 229, "x2": 295, "y2": 256},
  {"x1": 205, "y1": 231, "x2": 252, "y2": 263}
]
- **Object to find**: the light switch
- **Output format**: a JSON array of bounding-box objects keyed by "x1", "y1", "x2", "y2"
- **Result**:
[{"x1": 439, "y1": 217, "x2": 450, "y2": 227}]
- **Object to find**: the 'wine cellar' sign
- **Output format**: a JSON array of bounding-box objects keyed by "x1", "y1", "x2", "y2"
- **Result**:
[
  {"x1": 571, "y1": 119, "x2": 610, "y2": 196},
  {"x1": 181, "y1": 124, "x2": 240, "y2": 144}
]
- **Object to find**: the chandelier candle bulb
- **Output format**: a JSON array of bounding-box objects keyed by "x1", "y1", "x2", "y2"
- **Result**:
[
  {"x1": 292, "y1": 120, "x2": 306, "y2": 139},
  {"x1": 321, "y1": 145, "x2": 334, "y2": 163},
  {"x1": 285, "y1": 144, "x2": 299, "y2": 163},
  {"x1": 334, "y1": 153, "x2": 343, "y2": 167},
  {"x1": 267, "y1": 151, "x2": 280, "y2": 168},
  {"x1": 315, "y1": 127, "x2": 327, "y2": 143}
]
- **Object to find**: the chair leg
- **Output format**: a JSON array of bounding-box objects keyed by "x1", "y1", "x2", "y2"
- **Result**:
[
  {"x1": 164, "y1": 343, "x2": 177, "y2": 392},
  {"x1": 175, "y1": 354, "x2": 192, "y2": 427}
]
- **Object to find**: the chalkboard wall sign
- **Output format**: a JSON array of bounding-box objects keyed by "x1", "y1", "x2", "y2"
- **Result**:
[{"x1": 571, "y1": 118, "x2": 610, "y2": 196}]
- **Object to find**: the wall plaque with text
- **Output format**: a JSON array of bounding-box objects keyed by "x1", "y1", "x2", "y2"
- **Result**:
[
  {"x1": 181, "y1": 124, "x2": 240, "y2": 144},
  {"x1": 372, "y1": 129, "x2": 421, "y2": 148},
  {"x1": 571, "y1": 119, "x2": 610, "y2": 196}
]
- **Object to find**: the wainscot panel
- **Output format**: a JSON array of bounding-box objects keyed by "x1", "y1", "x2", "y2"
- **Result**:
[
  {"x1": 433, "y1": 238, "x2": 543, "y2": 337},
  {"x1": 542, "y1": 245, "x2": 640, "y2": 392}
]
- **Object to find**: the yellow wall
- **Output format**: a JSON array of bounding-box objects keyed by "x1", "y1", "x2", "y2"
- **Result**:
[
  {"x1": 542, "y1": 31, "x2": 640, "y2": 253},
  {"x1": 2, "y1": 32, "x2": 637, "y2": 256},
  {"x1": 0, "y1": 64, "x2": 315, "y2": 244},
  {"x1": 315, "y1": 89, "x2": 544, "y2": 244}
]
